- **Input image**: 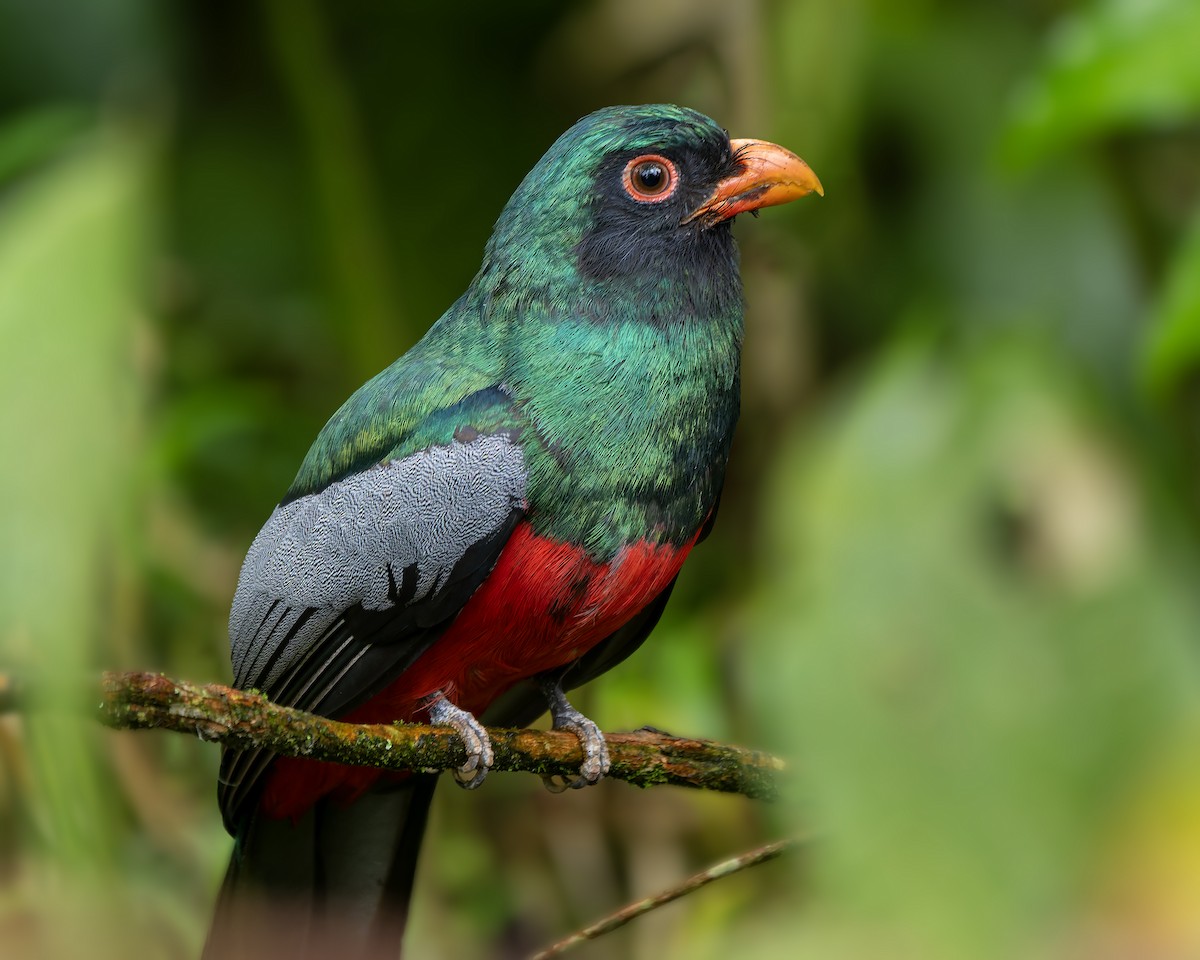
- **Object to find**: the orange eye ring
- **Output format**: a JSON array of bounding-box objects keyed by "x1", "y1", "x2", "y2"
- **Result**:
[{"x1": 622, "y1": 154, "x2": 678, "y2": 202}]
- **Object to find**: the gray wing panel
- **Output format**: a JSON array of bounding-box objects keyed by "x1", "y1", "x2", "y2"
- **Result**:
[{"x1": 229, "y1": 433, "x2": 526, "y2": 695}]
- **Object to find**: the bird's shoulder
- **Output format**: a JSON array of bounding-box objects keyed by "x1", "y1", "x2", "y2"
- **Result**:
[{"x1": 285, "y1": 304, "x2": 524, "y2": 500}]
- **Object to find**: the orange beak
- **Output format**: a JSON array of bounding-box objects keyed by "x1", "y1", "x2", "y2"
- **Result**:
[{"x1": 684, "y1": 138, "x2": 823, "y2": 227}]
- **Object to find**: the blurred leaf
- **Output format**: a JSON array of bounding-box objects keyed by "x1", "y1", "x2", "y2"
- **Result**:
[
  {"x1": 0, "y1": 127, "x2": 153, "y2": 871},
  {"x1": 1086, "y1": 723, "x2": 1200, "y2": 956},
  {"x1": 0, "y1": 103, "x2": 89, "y2": 186},
  {"x1": 1005, "y1": 0, "x2": 1200, "y2": 165},
  {"x1": 1142, "y1": 206, "x2": 1200, "y2": 396},
  {"x1": 751, "y1": 339, "x2": 1200, "y2": 958}
]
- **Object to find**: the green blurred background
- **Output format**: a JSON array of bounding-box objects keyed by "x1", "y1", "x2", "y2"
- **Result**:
[{"x1": 1, "y1": 1, "x2": 1199, "y2": 957}]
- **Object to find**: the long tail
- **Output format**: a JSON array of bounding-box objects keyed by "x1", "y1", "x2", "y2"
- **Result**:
[{"x1": 204, "y1": 776, "x2": 438, "y2": 960}]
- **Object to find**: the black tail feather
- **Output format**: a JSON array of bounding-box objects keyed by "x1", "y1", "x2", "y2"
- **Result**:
[{"x1": 204, "y1": 776, "x2": 438, "y2": 960}]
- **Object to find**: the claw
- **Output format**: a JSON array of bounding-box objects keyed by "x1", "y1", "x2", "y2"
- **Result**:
[
  {"x1": 539, "y1": 677, "x2": 611, "y2": 791},
  {"x1": 428, "y1": 695, "x2": 493, "y2": 790},
  {"x1": 540, "y1": 775, "x2": 570, "y2": 794}
]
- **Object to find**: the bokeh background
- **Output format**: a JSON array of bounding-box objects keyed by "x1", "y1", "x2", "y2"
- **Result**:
[{"x1": 2, "y1": 1, "x2": 1199, "y2": 957}]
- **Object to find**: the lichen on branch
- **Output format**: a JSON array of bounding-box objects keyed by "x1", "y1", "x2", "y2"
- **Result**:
[{"x1": 75, "y1": 671, "x2": 784, "y2": 800}]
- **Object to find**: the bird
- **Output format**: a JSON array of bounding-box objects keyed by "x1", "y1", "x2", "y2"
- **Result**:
[{"x1": 205, "y1": 103, "x2": 821, "y2": 959}]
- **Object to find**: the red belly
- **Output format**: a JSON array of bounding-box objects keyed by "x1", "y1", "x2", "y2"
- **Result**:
[{"x1": 260, "y1": 520, "x2": 694, "y2": 819}]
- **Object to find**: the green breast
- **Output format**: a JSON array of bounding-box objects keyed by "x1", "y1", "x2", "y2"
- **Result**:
[{"x1": 506, "y1": 279, "x2": 743, "y2": 559}]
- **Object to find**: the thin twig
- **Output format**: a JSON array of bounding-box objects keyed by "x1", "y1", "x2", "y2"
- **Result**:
[
  {"x1": 530, "y1": 838, "x2": 800, "y2": 959},
  {"x1": 1, "y1": 671, "x2": 785, "y2": 800}
]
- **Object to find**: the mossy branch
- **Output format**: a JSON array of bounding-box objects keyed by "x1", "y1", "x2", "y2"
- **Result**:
[{"x1": 19, "y1": 671, "x2": 784, "y2": 800}]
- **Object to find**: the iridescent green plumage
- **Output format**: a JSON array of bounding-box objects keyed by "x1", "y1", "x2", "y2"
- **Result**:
[{"x1": 289, "y1": 105, "x2": 744, "y2": 558}]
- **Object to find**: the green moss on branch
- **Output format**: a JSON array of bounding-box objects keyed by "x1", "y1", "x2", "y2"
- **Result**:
[{"x1": 91, "y1": 671, "x2": 782, "y2": 800}]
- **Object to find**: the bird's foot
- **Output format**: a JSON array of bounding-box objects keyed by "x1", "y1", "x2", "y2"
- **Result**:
[
  {"x1": 427, "y1": 695, "x2": 493, "y2": 790},
  {"x1": 539, "y1": 677, "x2": 611, "y2": 792}
]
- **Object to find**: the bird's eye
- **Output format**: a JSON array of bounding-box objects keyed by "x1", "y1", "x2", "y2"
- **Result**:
[{"x1": 622, "y1": 154, "x2": 678, "y2": 202}]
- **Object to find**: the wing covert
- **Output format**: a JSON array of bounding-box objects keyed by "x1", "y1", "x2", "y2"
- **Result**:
[{"x1": 229, "y1": 433, "x2": 526, "y2": 695}]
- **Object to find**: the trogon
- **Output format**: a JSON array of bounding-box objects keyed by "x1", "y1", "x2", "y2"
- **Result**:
[{"x1": 205, "y1": 103, "x2": 821, "y2": 959}]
